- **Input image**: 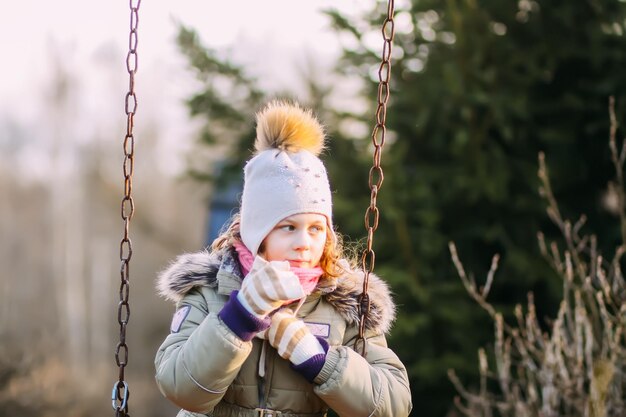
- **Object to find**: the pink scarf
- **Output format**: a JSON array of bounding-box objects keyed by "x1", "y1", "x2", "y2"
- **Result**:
[{"x1": 233, "y1": 242, "x2": 322, "y2": 295}]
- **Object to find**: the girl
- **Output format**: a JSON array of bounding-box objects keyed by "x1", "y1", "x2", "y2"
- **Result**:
[{"x1": 155, "y1": 101, "x2": 412, "y2": 417}]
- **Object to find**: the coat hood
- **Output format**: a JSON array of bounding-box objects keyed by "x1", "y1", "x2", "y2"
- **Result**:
[{"x1": 157, "y1": 249, "x2": 397, "y2": 335}]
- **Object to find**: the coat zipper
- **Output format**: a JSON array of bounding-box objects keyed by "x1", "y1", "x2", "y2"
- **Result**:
[{"x1": 257, "y1": 339, "x2": 268, "y2": 409}]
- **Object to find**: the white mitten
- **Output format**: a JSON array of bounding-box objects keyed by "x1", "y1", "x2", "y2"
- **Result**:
[
  {"x1": 267, "y1": 309, "x2": 326, "y2": 366},
  {"x1": 237, "y1": 256, "x2": 305, "y2": 318}
]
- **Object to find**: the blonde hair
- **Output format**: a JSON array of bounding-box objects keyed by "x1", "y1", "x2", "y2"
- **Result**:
[{"x1": 211, "y1": 213, "x2": 346, "y2": 280}]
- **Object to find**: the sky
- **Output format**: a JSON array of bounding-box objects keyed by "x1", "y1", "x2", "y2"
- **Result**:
[
  {"x1": 0, "y1": 1, "x2": 370, "y2": 177},
  {"x1": 1, "y1": 1, "x2": 367, "y2": 118}
]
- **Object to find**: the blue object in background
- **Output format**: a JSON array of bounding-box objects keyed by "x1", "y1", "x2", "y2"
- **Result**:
[{"x1": 205, "y1": 180, "x2": 243, "y2": 246}]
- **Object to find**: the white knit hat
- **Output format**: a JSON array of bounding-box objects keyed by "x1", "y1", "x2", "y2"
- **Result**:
[{"x1": 240, "y1": 101, "x2": 333, "y2": 256}]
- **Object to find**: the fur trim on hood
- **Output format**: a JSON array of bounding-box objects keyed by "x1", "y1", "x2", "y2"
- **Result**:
[
  {"x1": 157, "y1": 250, "x2": 396, "y2": 335},
  {"x1": 156, "y1": 250, "x2": 222, "y2": 301}
]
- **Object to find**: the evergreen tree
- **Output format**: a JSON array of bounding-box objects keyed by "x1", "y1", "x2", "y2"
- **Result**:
[{"x1": 326, "y1": 1, "x2": 626, "y2": 415}]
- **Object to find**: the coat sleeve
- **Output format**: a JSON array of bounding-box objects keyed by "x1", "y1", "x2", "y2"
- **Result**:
[
  {"x1": 312, "y1": 329, "x2": 412, "y2": 417},
  {"x1": 154, "y1": 288, "x2": 252, "y2": 413}
]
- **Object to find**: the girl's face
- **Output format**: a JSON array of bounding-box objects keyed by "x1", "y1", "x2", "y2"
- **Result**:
[{"x1": 261, "y1": 213, "x2": 327, "y2": 269}]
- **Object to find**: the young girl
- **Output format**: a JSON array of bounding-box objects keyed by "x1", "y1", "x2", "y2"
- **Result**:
[{"x1": 155, "y1": 101, "x2": 412, "y2": 417}]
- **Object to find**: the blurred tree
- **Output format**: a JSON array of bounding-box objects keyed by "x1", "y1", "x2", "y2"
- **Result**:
[{"x1": 176, "y1": 0, "x2": 626, "y2": 415}]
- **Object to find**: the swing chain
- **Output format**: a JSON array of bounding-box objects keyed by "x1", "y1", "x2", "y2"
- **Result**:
[
  {"x1": 356, "y1": 0, "x2": 395, "y2": 357},
  {"x1": 114, "y1": 1, "x2": 141, "y2": 416}
]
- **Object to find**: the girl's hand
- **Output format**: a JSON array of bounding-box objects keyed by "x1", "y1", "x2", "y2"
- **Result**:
[
  {"x1": 266, "y1": 309, "x2": 328, "y2": 382},
  {"x1": 237, "y1": 256, "x2": 305, "y2": 318}
]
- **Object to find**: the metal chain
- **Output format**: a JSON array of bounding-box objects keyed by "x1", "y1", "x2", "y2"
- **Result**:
[
  {"x1": 112, "y1": 1, "x2": 140, "y2": 415},
  {"x1": 355, "y1": 0, "x2": 395, "y2": 357}
]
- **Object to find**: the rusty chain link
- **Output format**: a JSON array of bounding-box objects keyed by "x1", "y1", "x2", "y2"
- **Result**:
[
  {"x1": 355, "y1": 0, "x2": 395, "y2": 357},
  {"x1": 113, "y1": 1, "x2": 140, "y2": 416}
]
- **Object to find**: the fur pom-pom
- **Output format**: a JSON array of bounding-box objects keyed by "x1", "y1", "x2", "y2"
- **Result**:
[{"x1": 255, "y1": 100, "x2": 325, "y2": 156}]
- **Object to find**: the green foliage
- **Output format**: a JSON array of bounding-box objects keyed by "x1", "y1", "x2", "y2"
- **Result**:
[
  {"x1": 326, "y1": 1, "x2": 626, "y2": 415},
  {"x1": 176, "y1": 25, "x2": 264, "y2": 187},
  {"x1": 177, "y1": 0, "x2": 626, "y2": 414}
]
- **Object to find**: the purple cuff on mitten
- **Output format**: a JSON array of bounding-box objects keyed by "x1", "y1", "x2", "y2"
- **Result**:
[
  {"x1": 218, "y1": 291, "x2": 271, "y2": 341},
  {"x1": 291, "y1": 337, "x2": 329, "y2": 383}
]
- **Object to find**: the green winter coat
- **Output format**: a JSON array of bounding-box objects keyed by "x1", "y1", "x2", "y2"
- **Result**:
[{"x1": 155, "y1": 249, "x2": 412, "y2": 417}]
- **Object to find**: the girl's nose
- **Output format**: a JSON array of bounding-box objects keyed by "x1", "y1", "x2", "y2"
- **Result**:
[{"x1": 293, "y1": 230, "x2": 310, "y2": 250}]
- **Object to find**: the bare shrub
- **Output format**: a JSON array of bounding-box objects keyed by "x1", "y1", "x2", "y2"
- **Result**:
[{"x1": 449, "y1": 98, "x2": 626, "y2": 417}]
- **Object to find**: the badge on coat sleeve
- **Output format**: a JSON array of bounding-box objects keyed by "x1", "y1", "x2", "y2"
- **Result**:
[
  {"x1": 305, "y1": 322, "x2": 330, "y2": 338},
  {"x1": 170, "y1": 305, "x2": 191, "y2": 333}
]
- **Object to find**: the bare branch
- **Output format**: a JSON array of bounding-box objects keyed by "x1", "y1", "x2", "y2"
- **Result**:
[
  {"x1": 482, "y1": 254, "x2": 500, "y2": 298},
  {"x1": 608, "y1": 96, "x2": 626, "y2": 245}
]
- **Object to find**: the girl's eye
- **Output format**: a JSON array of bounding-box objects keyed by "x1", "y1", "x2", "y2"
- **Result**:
[
  {"x1": 310, "y1": 225, "x2": 324, "y2": 233},
  {"x1": 280, "y1": 225, "x2": 295, "y2": 231}
]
